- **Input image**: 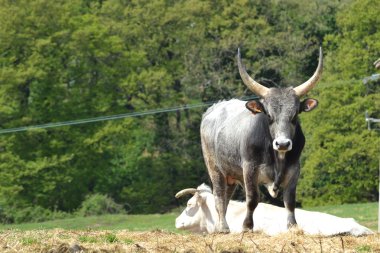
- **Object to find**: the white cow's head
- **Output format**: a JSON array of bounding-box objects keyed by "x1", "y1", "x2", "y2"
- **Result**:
[{"x1": 175, "y1": 184, "x2": 216, "y2": 233}]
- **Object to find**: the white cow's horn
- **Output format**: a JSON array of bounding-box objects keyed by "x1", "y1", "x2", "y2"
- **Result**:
[
  {"x1": 175, "y1": 188, "x2": 198, "y2": 198},
  {"x1": 293, "y1": 47, "x2": 323, "y2": 97}
]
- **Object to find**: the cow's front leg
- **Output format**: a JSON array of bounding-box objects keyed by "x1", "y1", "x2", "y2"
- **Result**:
[
  {"x1": 283, "y1": 165, "x2": 300, "y2": 229},
  {"x1": 242, "y1": 163, "x2": 259, "y2": 231},
  {"x1": 284, "y1": 185, "x2": 297, "y2": 228}
]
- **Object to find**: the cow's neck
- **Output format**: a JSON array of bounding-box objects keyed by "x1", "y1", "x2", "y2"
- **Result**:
[
  {"x1": 273, "y1": 152, "x2": 287, "y2": 189},
  {"x1": 200, "y1": 198, "x2": 218, "y2": 233}
]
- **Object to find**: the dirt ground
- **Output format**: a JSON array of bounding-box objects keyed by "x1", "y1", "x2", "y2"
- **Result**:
[{"x1": 0, "y1": 229, "x2": 379, "y2": 252}]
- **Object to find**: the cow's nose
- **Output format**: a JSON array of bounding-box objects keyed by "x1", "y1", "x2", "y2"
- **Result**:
[
  {"x1": 276, "y1": 140, "x2": 290, "y2": 148},
  {"x1": 175, "y1": 219, "x2": 184, "y2": 229},
  {"x1": 273, "y1": 138, "x2": 292, "y2": 151}
]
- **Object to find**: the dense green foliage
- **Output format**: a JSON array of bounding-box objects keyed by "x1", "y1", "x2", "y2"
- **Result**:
[
  {"x1": 299, "y1": 80, "x2": 379, "y2": 206},
  {"x1": 299, "y1": 0, "x2": 380, "y2": 206},
  {"x1": 324, "y1": 0, "x2": 380, "y2": 80},
  {"x1": 76, "y1": 194, "x2": 125, "y2": 217},
  {"x1": 0, "y1": 0, "x2": 378, "y2": 223}
]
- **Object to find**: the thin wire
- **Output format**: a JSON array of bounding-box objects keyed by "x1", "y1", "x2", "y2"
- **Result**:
[{"x1": 0, "y1": 95, "x2": 258, "y2": 134}]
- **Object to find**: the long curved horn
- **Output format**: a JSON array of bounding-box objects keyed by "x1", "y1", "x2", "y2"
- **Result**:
[
  {"x1": 293, "y1": 47, "x2": 323, "y2": 97},
  {"x1": 175, "y1": 188, "x2": 198, "y2": 198},
  {"x1": 237, "y1": 48, "x2": 269, "y2": 97}
]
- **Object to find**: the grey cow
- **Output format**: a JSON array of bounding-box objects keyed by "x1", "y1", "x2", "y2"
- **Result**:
[{"x1": 200, "y1": 48, "x2": 323, "y2": 233}]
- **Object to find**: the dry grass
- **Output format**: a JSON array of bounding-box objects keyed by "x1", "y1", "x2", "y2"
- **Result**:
[{"x1": 0, "y1": 229, "x2": 378, "y2": 253}]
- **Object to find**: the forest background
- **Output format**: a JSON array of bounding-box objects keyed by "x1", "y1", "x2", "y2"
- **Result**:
[{"x1": 0, "y1": 0, "x2": 379, "y2": 224}]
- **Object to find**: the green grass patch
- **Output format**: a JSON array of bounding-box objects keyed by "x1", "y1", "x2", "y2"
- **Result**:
[
  {"x1": 78, "y1": 235, "x2": 98, "y2": 243},
  {"x1": 21, "y1": 237, "x2": 39, "y2": 245},
  {"x1": 104, "y1": 233, "x2": 118, "y2": 243},
  {"x1": 0, "y1": 213, "x2": 179, "y2": 232},
  {"x1": 124, "y1": 238, "x2": 134, "y2": 244},
  {"x1": 356, "y1": 245, "x2": 372, "y2": 252}
]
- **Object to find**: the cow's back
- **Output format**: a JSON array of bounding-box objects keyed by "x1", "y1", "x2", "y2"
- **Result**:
[
  {"x1": 201, "y1": 99, "x2": 258, "y2": 177},
  {"x1": 201, "y1": 99, "x2": 247, "y2": 144}
]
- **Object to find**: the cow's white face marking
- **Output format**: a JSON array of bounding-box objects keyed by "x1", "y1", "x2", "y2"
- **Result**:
[{"x1": 272, "y1": 137, "x2": 293, "y2": 153}]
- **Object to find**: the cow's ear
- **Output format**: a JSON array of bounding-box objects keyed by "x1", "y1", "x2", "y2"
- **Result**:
[
  {"x1": 195, "y1": 192, "x2": 205, "y2": 205},
  {"x1": 246, "y1": 101, "x2": 264, "y2": 115},
  {"x1": 300, "y1": 98, "x2": 318, "y2": 113}
]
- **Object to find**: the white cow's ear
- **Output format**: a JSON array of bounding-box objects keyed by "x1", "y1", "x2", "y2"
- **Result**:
[{"x1": 195, "y1": 192, "x2": 206, "y2": 205}]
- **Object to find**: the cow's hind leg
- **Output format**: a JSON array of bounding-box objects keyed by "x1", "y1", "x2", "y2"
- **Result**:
[
  {"x1": 202, "y1": 139, "x2": 229, "y2": 233},
  {"x1": 226, "y1": 183, "x2": 237, "y2": 203},
  {"x1": 210, "y1": 170, "x2": 229, "y2": 233}
]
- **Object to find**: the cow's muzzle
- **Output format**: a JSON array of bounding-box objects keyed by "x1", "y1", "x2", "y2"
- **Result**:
[
  {"x1": 175, "y1": 218, "x2": 185, "y2": 229},
  {"x1": 273, "y1": 138, "x2": 292, "y2": 152}
]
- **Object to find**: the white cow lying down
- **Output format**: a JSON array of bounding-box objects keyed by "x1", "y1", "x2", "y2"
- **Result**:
[{"x1": 175, "y1": 184, "x2": 373, "y2": 236}]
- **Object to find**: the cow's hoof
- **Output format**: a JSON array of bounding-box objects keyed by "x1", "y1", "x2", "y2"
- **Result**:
[
  {"x1": 215, "y1": 224, "x2": 230, "y2": 233},
  {"x1": 215, "y1": 228, "x2": 230, "y2": 234},
  {"x1": 242, "y1": 223, "x2": 253, "y2": 232},
  {"x1": 242, "y1": 227, "x2": 253, "y2": 233},
  {"x1": 288, "y1": 225, "x2": 303, "y2": 235},
  {"x1": 287, "y1": 222, "x2": 298, "y2": 230},
  {"x1": 243, "y1": 220, "x2": 253, "y2": 232}
]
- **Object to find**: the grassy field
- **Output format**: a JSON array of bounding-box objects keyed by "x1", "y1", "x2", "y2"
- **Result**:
[
  {"x1": 0, "y1": 202, "x2": 377, "y2": 231},
  {"x1": 0, "y1": 213, "x2": 179, "y2": 232},
  {"x1": 0, "y1": 202, "x2": 378, "y2": 252}
]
